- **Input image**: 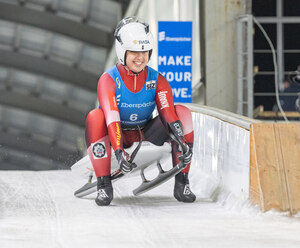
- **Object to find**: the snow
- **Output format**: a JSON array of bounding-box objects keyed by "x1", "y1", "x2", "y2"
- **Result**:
[{"x1": 1, "y1": 167, "x2": 300, "y2": 248}]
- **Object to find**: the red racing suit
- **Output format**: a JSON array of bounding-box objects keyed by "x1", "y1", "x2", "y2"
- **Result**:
[{"x1": 85, "y1": 63, "x2": 194, "y2": 177}]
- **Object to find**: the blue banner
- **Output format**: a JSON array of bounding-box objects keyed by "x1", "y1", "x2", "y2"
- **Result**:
[{"x1": 158, "y1": 21, "x2": 192, "y2": 103}]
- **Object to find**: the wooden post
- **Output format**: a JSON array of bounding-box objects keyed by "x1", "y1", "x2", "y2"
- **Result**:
[{"x1": 250, "y1": 123, "x2": 300, "y2": 214}]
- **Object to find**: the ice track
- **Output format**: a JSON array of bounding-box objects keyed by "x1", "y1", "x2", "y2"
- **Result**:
[{"x1": 1, "y1": 169, "x2": 300, "y2": 248}]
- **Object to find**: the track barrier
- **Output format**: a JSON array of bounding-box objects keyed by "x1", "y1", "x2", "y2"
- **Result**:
[{"x1": 186, "y1": 104, "x2": 300, "y2": 215}]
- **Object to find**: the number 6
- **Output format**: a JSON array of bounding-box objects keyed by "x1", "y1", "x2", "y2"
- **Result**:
[{"x1": 130, "y1": 114, "x2": 138, "y2": 121}]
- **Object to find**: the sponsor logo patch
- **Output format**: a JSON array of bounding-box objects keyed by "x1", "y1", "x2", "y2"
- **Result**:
[
  {"x1": 98, "y1": 189, "x2": 109, "y2": 198},
  {"x1": 120, "y1": 101, "x2": 155, "y2": 108},
  {"x1": 92, "y1": 142, "x2": 107, "y2": 159},
  {"x1": 116, "y1": 94, "x2": 121, "y2": 105},
  {"x1": 183, "y1": 184, "x2": 191, "y2": 195},
  {"x1": 158, "y1": 91, "x2": 169, "y2": 110},
  {"x1": 116, "y1": 77, "x2": 121, "y2": 89},
  {"x1": 173, "y1": 122, "x2": 184, "y2": 137},
  {"x1": 146, "y1": 80, "x2": 156, "y2": 90},
  {"x1": 116, "y1": 123, "x2": 121, "y2": 146},
  {"x1": 109, "y1": 92, "x2": 118, "y2": 111},
  {"x1": 133, "y1": 40, "x2": 150, "y2": 45}
]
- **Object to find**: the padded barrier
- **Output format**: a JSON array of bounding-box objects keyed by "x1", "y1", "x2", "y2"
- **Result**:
[
  {"x1": 187, "y1": 104, "x2": 254, "y2": 201},
  {"x1": 186, "y1": 104, "x2": 300, "y2": 215},
  {"x1": 250, "y1": 123, "x2": 300, "y2": 215}
]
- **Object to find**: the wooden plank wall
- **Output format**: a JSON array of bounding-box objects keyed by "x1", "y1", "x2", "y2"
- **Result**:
[{"x1": 250, "y1": 123, "x2": 300, "y2": 215}]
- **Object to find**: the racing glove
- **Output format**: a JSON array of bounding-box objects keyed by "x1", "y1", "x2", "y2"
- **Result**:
[
  {"x1": 115, "y1": 149, "x2": 137, "y2": 174},
  {"x1": 178, "y1": 142, "x2": 193, "y2": 167},
  {"x1": 169, "y1": 120, "x2": 193, "y2": 167}
]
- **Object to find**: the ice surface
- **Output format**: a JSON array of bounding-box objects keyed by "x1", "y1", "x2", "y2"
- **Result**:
[{"x1": 0, "y1": 166, "x2": 300, "y2": 248}]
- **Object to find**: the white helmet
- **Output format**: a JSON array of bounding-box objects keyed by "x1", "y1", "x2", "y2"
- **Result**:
[{"x1": 114, "y1": 17, "x2": 153, "y2": 65}]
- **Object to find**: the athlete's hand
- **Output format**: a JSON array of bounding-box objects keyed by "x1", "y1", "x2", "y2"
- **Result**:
[
  {"x1": 178, "y1": 143, "x2": 193, "y2": 167},
  {"x1": 115, "y1": 149, "x2": 137, "y2": 174}
]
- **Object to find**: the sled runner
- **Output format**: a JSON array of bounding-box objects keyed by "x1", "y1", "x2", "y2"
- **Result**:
[{"x1": 71, "y1": 141, "x2": 185, "y2": 198}]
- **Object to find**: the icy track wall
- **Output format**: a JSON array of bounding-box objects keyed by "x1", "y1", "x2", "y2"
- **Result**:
[
  {"x1": 186, "y1": 104, "x2": 253, "y2": 203},
  {"x1": 186, "y1": 103, "x2": 300, "y2": 215}
]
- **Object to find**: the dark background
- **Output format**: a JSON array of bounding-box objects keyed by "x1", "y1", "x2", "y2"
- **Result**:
[{"x1": 252, "y1": 0, "x2": 300, "y2": 110}]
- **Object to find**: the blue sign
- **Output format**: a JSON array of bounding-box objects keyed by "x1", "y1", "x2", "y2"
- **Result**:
[{"x1": 158, "y1": 21, "x2": 192, "y2": 103}]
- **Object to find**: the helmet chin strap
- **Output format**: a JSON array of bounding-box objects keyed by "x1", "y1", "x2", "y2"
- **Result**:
[{"x1": 123, "y1": 51, "x2": 127, "y2": 66}]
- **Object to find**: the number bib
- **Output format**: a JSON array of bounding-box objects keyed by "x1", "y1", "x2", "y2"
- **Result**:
[{"x1": 106, "y1": 66, "x2": 158, "y2": 129}]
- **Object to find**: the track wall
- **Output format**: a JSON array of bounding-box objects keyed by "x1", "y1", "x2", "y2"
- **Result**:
[
  {"x1": 250, "y1": 123, "x2": 300, "y2": 215},
  {"x1": 189, "y1": 104, "x2": 253, "y2": 201},
  {"x1": 188, "y1": 104, "x2": 300, "y2": 215}
]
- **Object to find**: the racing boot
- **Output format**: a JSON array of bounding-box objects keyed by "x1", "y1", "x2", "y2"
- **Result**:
[
  {"x1": 174, "y1": 172, "x2": 196, "y2": 203},
  {"x1": 95, "y1": 175, "x2": 113, "y2": 206}
]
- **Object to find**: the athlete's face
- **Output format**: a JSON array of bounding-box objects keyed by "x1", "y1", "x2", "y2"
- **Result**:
[{"x1": 126, "y1": 51, "x2": 149, "y2": 73}]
